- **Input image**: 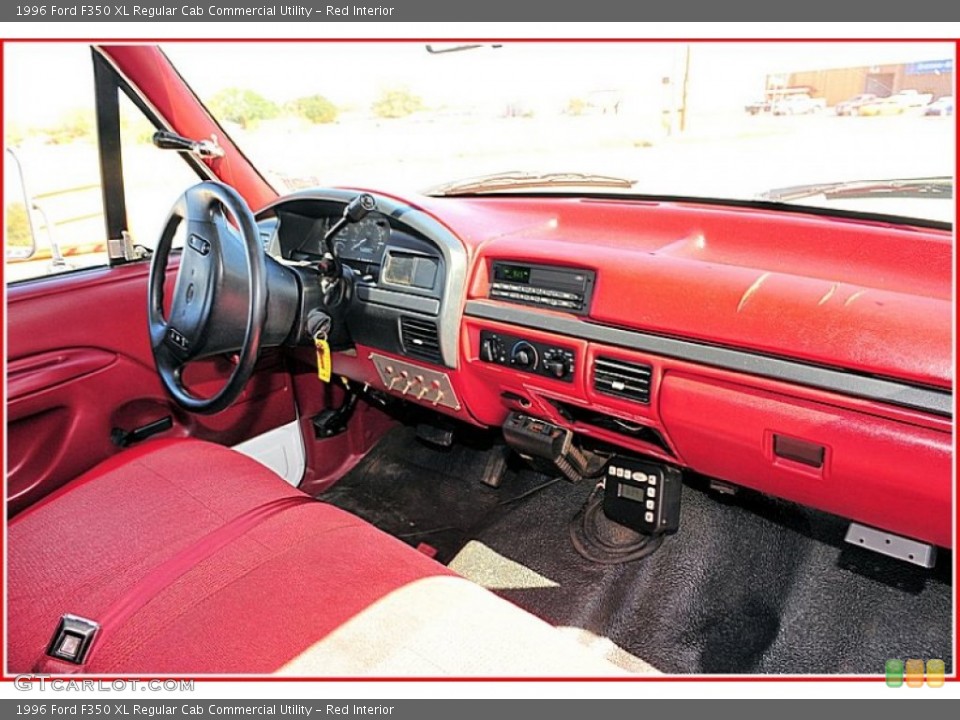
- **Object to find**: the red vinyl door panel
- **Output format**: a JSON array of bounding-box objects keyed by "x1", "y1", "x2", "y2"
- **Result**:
[{"x1": 6, "y1": 262, "x2": 297, "y2": 516}]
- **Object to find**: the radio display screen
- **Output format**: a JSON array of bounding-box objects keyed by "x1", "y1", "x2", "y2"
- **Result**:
[{"x1": 496, "y1": 264, "x2": 531, "y2": 284}]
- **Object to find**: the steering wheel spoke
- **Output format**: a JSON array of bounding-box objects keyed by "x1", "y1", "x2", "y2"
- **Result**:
[
  {"x1": 147, "y1": 182, "x2": 266, "y2": 414},
  {"x1": 154, "y1": 330, "x2": 186, "y2": 370}
]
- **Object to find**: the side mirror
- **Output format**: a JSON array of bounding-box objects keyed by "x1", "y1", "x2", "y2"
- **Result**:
[{"x1": 5, "y1": 147, "x2": 38, "y2": 261}]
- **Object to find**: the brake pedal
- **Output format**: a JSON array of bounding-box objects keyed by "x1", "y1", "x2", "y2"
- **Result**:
[{"x1": 416, "y1": 423, "x2": 454, "y2": 448}]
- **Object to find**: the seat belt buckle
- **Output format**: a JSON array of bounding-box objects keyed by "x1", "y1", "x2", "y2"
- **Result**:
[{"x1": 46, "y1": 614, "x2": 100, "y2": 665}]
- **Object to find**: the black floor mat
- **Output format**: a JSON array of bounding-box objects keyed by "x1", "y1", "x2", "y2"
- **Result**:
[
  {"x1": 319, "y1": 425, "x2": 551, "y2": 563},
  {"x1": 320, "y1": 425, "x2": 953, "y2": 675}
]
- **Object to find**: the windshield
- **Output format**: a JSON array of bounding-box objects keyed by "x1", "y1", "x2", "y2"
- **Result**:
[
  {"x1": 161, "y1": 42, "x2": 954, "y2": 224},
  {"x1": 24, "y1": 41, "x2": 925, "y2": 226}
]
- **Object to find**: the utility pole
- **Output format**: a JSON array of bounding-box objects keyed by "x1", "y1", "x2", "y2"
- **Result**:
[{"x1": 679, "y1": 44, "x2": 691, "y2": 133}]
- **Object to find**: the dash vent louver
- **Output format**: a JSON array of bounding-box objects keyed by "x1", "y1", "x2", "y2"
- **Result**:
[
  {"x1": 593, "y1": 356, "x2": 652, "y2": 404},
  {"x1": 399, "y1": 316, "x2": 442, "y2": 364}
]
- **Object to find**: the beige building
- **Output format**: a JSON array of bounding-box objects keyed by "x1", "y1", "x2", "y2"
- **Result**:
[{"x1": 768, "y1": 59, "x2": 953, "y2": 106}]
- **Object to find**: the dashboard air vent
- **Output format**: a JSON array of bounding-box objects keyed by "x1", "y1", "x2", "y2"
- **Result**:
[
  {"x1": 593, "y1": 356, "x2": 652, "y2": 404},
  {"x1": 400, "y1": 316, "x2": 442, "y2": 364}
]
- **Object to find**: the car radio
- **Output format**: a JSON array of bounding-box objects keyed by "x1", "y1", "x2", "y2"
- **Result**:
[{"x1": 489, "y1": 262, "x2": 595, "y2": 315}]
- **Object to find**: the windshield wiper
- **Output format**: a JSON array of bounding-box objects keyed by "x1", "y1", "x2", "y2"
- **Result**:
[
  {"x1": 427, "y1": 171, "x2": 636, "y2": 197},
  {"x1": 760, "y1": 176, "x2": 953, "y2": 202}
]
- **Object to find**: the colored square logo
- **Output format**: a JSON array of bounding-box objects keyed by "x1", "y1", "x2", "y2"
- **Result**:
[
  {"x1": 926, "y1": 659, "x2": 945, "y2": 688},
  {"x1": 885, "y1": 659, "x2": 904, "y2": 687},
  {"x1": 905, "y1": 658, "x2": 925, "y2": 687}
]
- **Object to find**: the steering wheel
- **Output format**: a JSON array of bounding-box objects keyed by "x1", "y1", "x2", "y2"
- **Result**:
[{"x1": 148, "y1": 181, "x2": 266, "y2": 415}]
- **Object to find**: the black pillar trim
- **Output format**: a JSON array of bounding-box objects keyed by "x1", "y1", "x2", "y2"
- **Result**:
[{"x1": 92, "y1": 49, "x2": 128, "y2": 261}]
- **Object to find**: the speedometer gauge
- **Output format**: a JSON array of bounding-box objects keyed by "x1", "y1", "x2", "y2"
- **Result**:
[{"x1": 332, "y1": 214, "x2": 391, "y2": 264}]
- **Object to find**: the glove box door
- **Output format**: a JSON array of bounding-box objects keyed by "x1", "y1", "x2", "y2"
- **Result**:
[{"x1": 659, "y1": 372, "x2": 952, "y2": 548}]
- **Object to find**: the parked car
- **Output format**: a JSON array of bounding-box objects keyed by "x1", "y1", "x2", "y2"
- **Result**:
[
  {"x1": 744, "y1": 99, "x2": 771, "y2": 115},
  {"x1": 925, "y1": 96, "x2": 954, "y2": 116},
  {"x1": 771, "y1": 93, "x2": 827, "y2": 115},
  {"x1": 893, "y1": 89, "x2": 936, "y2": 107},
  {"x1": 4, "y1": 42, "x2": 953, "y2": 680},
  {"x1": 834, "y1": 93, "x2": 877, "y2": 116},
  {"x1": 859, "y1": 96, "x2": 907, "y2": 116},
  {"x1": 860, "y1": 90, "x2": 934, "y2": 116}
]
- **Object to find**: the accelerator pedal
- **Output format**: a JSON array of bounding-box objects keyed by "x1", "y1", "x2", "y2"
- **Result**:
[{"x1": 480, "y1": 446, "x2": 511, "y2": 488}]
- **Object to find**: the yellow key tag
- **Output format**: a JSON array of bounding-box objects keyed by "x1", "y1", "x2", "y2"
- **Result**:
[{"x1": 314, "y1": 337, "x2": 332, "y2": 383}]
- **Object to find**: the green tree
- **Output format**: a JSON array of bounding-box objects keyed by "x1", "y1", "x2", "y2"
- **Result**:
[
  {"x1": 120, "y1": 110, "x2": 157, "y2": 144},
  {"x1": 372, "y1": 88, "x2": 424, "y2": 119},
  {"x1": 46, "y1": 108, "x2": 96, "y2": 144},
  {"x1": 567, "y1": 97, "x2": 588, "y2": 116},
  {"x1": 289, "y1": 94, "x2": 339, "y2": 124},
  {"x1": 5, "y1": 122, "x2": 27, "y2": 147},
  {"x1": 5, "y1": 202, "x2": 32, "y2": 248},
  {"x1": 208, "y1": 88, "x2": 279, "y2": 129}
]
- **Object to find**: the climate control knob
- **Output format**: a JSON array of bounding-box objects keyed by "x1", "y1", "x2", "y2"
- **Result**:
[
  {"x1": 542, "y1": 348, "x2": 573, "y2": 379},
  {"x1": 545, "y1": 359, "x2": 569, "y2": 378},
  {"x1": 510, "y1": 341, "x2": 539, "y2": 370}
]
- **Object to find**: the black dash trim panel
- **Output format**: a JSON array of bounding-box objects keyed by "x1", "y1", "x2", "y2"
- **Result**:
[{"x1": 464, "y1": 301, "x2": 952, "y2": 418}]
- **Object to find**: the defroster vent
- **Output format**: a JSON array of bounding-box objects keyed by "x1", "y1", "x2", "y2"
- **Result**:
[
  {"x1": 399, "y1": 316, "x2": 442, "y2": 365},
  {"x1": 593, "y1": 356, "x2": 652, "y2": 404}
]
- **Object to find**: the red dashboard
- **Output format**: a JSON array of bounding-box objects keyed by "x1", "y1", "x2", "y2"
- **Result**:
[
  {"x1": 101, "y1": 43, "x2": 953, "y2": 550},
  {"x1": 331, "y1": 194, "x2": 953, "y2": 549}
]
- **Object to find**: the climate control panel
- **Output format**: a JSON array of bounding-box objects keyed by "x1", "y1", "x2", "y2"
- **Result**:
[{"x1": 479, "y1": 330, "x2": 575, "y2": 382}]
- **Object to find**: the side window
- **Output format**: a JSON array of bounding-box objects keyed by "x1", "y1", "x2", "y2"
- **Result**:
[
  {"x1": 4, "y1": 44, "x2": 109, "y2": 284},
  {"x1": 119, "y1": 93, "x2": 202, "y2": 252},
  {"x1": 4, "y1": 44, "x2": 203, "y2": 285}
]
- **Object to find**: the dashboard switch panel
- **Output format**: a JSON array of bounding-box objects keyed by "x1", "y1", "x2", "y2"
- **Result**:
[
  {"x1": 369, "y1": 353, "x2": 461, "y2": 411},
  {"x1": 479, "y1": 330, "x2": 575, "y2": 382},
  {"x1": 603, "y1": 458, "x2": 682, "y2": 535}
]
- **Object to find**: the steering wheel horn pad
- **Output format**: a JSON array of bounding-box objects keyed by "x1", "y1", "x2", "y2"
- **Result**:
[{"x1": 147, "y1": 181, "x2": 267, "y2": 415}]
